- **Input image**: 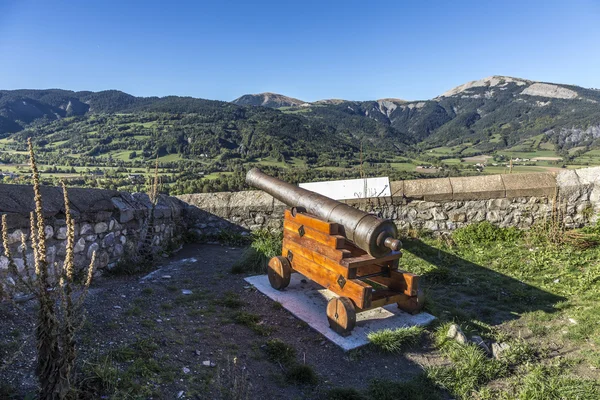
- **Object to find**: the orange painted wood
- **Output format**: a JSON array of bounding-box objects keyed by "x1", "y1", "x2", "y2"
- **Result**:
[
  {"x1": 367, "y1": 290, "x2": 407, "y2": 309},
  {"x1": 282, "y1": 238, "x2": 353, "y2": 278},
  {"x1": 267, "y1": 256, "x2": 292, "y2": 290},
  {"x1": 341, "y1": 251, "x2": 402, "y2": 269},
  {"x1": 285, "y1": 249, "x2": 372, "y2": 309},
  {"x1": 396, "y1": 293, "x2": 423, "y2": 314},
  {"x1": 326, "y1": 297, "x2": 356, "y2": 336},
  {"x1": 284, "y1": 209, "x2": 339, "y2": 235},
  {"x1": 283, "y1": 218, "x2": 346, "y2": 249},
  {"x1": 355, "y1": 262, "x2": 399, "y2": 277},
  {"x1": 283, "y1": 230, "x2": 351, "y2": 262},
  {"x1": 364, "y1": 271, "x2": 419, "y2": 297}
]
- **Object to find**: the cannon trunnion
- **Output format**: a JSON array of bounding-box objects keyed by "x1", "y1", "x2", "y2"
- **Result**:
[{"x1": 246, "y1": 168, "x2": 423, "y2": 336}]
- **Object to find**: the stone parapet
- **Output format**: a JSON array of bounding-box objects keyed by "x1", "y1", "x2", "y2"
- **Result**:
[
  {"x1": 0, "y1": 185, "x2": 189, "y2": 279},
  {"x1": 178, "y1": 167, "x2": 600, "y2": 234}
]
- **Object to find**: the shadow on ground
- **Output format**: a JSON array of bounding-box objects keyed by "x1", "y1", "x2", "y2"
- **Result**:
[{"x1": 402, "y1": 238, "x2": 565, "y2": 326}]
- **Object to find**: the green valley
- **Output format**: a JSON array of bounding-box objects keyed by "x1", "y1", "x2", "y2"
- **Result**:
[{"x1": 1, "y1": 76, "x2": 600, "y2": 194}]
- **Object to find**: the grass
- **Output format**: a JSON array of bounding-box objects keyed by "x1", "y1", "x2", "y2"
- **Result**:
[
  {"x1": 427, "y1": 343, "x2": 507, "y2": 398},
  {"x1": 232, "y1": 311, "x2": 273, "y2": 336},
  {"x1": 367, "y1": 376, "x2": 442, "y2": 400},
  {"x1": 393, "y1": 220, "x2": 600, "y2": 398},
  {"x1": 81, "y1": 338, "x2": 176, "y2": 398},
  {"x1": 478, "y1": 362, "x2": 600, "y2": 399},
  {"x1": 264, "y1": 339, "x2": 297, "y2": 364},
  {"x1": 217, "y1": 291, "x2": 245, "y2": 309},
  {"x1": 284, "y1": 364, "x2": 318, "y2": 385},
  {"x1": 231, "y1": 229, "x2": 282, "y2": 274},
  {"x1": 367, "y1": 326, "x2": 423, "y2": 353}
]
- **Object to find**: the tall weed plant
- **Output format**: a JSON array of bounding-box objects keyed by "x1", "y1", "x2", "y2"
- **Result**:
[{"x1": 0, "y1": 138, "x2": 96, "y2": 399}]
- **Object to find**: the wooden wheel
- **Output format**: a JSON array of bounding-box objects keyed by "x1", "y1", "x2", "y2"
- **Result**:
[
  {"x1": 327, "y1": 296, "x2": 356, "y2": 336},
  {"x1": 267, "y1": 256, "x2": 292, "y2": 290}
]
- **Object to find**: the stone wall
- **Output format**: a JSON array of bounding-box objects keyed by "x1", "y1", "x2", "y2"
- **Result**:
[
  {"x1": 177, "y1": 167, "x2": 600, "y2": 234},
  {"x1": 0, "y1": 184, "x2": 188, "y2": 279}
]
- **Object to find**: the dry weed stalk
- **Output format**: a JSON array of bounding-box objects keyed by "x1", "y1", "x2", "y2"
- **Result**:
[{"x1": 0, "y1": 138, "x2": 97, "y2": 399}]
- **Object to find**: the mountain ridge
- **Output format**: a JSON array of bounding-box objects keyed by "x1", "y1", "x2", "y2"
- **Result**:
[{"x1": 2, "y1": 75, "x2": 600, "y2": 155}]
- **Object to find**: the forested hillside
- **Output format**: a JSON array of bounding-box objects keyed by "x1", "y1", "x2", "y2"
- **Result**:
[{"x1": 1, "y1": 76, "x2": 600, "y2": 195}]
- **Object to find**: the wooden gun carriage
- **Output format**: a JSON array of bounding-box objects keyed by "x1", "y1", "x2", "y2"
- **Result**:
[{"x1": 247, "y1": 169, "x2": 423, "y2": 336}]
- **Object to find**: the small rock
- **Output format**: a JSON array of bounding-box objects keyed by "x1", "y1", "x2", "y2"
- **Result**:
[
  {"x1": 74, "y1": 238, "x2": 86, "y2": 254},
  {"x1": 7, "y1": 230, "x2": 23, "y2": 245},
  {"x1": 94, "y1": 222, "x2": 109, "y2": 234},
  {"x1": 553, "y1": 278, "x2": 560, "y2": 283},
  {"x1": 0, "y1": 256, "x2": 9, "y2": 270},
  {"x1": 55, "y1": 226, "x2": 68, "y2": 240},
  {"x1": 568, "y1": 318, "x2": 578, "y2": 325},
  {"x1": 161, "y1": 253, "x2": 169, "y2": 258},
  {"x1": 177, "y1": 391, "x2": 184, "y2": 399},
  {"x1": 182, "y1": 289, "x2": 193, "y2": 295},
  {"x1": 447, "y1": 324, "x2": 468, "y2": 345},
  {"x1": 182, "y1": 367, "x2": 190, "y2": 374},
  {"x1": 162, "y1": 275, "x2": 172, "y2": 279},
  {"x1": 113, "y1": 306, "x2": 122, "y2": 309},
  {"x1": 470, "y1": 335, "x2": 491, "y2": 355},
  {"x1": 80, "y1": 223, "x2": 93, "y2": 235},
  {"x1": 195, "y1": 350, "x2": 201, "y2": 356},
  {"x1": 301, "y1": 279, "x2": 307, "y2": 284},
  {"x1": 491, "y1": 342, "x2": 511, "y2": 359},
  {"x1": 156, "y1": 319, "x2": 163, "y2": 323},
  {"x1": 202, "y1": 360, "x2": 216, "y2": 367}
]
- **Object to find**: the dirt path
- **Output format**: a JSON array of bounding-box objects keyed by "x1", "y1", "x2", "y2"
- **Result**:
[{"x1": 1, "y1": 244, "x2": 442, "y2": 399}]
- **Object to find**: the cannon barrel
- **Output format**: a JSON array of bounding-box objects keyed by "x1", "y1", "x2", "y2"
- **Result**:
[{"x1": 246, "y1": 168, "x2": 401, "y2": 257}]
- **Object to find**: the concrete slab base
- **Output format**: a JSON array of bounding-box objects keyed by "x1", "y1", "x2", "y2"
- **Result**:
[{"x1": 245, "y1": 273, "x2": 436, "y2": 351}]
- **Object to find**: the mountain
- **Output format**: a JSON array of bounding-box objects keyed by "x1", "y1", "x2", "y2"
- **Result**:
[
  {"x1": 275, "y1": 76, "x2": 600, "y2": 150},
  {"x1": 231, "y1": 93, "x2": 306, "y2": 108},
  {"x1": 2, "y1": 76, "x2": 600, "y2": 154}
]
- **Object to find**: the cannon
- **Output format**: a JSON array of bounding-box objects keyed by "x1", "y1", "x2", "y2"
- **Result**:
[{"x1": 246, "y1": 168, "x2": 423, "y2": 336}]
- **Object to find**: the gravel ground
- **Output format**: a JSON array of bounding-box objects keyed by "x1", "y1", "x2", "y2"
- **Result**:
[{"x1": 0, "y1": 243, "x2": 443, "y2": 399}]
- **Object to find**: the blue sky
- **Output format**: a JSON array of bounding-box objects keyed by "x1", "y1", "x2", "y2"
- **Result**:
[{"x1": 1, "y1": 0, "x2": 599, "y2": 102}]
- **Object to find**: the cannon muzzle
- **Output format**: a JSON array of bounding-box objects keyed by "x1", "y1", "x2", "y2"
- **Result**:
[{"x1": 246, "y1": 168, "x2": 401, "y2": 257}]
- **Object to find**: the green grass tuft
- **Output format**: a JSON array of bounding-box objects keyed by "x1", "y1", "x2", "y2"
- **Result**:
[
  {"x1": 233, "y1": 311, "x2": 273, "y2": 336},
  {"x1": 231, "y1": 229, "x2": 282, "y2": 274},
  {"x1": 453, "y1": 221, "x2": 523, "y2": 247},
  {"x1": 426, "y1": 341, "x2": 508, "y2": 399},
  {"x1": 217, "y1": 291, "x2": 245, "y2": 309},
  {"x1": 284, "y1": 364, "x2": 318, "y2": 385},
  {"x1": 367, "y1": 326, "x2": 423, "y2": 353},
  {"x1": 264, "y1": 339, "x2": 296, "y2": 365},
  {"x1": 515, "y1": 363, "x2": 600, "y2": 399}
]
